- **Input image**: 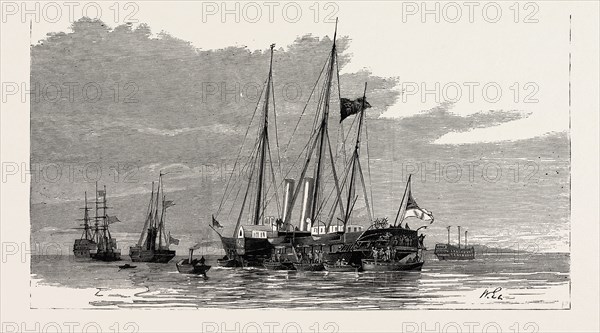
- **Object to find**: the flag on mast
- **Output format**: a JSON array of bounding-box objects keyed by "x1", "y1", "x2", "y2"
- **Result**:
[
  {"x1": 340, "y1": 97, "x2": 371, "y2": 122},
  {"x1": 212, "y1": 215, "x2": 224, "y2": 229},
  {"x1": 107, "y1": 215, "x2": 121, "y2": 224},
  {"x1": 168, "y1": 233, "x2": 180, "y2": 245},
  {"x1": 397, "y1": 177, "x2": 434, "y2": 224}
]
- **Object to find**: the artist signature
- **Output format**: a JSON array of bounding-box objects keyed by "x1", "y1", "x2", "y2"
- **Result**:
[{"x1": 480, "y1": 287, "x2": 504, "y2": 300}]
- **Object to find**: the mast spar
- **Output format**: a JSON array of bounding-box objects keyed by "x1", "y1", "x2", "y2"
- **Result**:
[
  {"x1": 310, "y1": 18, "x2": 338, "y2": 227},
  {"x1": 253, "y1": 43, "x2": 275, "y2": 226},
  {"x1": 343, "y1": 82, "x2": 368, "y2": 227}
]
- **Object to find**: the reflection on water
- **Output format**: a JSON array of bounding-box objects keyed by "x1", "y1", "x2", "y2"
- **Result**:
[{"x1": 31, "y1": 252, "x2": 569, "y2": 309}]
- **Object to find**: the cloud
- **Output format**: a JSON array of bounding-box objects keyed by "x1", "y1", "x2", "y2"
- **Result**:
[
  {"x1": 395, "y1": 103, "x2": 532, "y2": 145},
  {"x1": 134, "y1": 124, "x2": 240, "y2": 137}
]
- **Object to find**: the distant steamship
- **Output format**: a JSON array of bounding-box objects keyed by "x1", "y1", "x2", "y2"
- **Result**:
[{"x1": 434, "y1": 226, "x2": 475, "y2": 260}]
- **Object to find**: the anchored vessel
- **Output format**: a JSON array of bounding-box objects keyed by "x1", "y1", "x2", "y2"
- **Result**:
[
  {"x1": 211, "y1": 21, "x2": 434, "y2": 272},
  {"x1": 89, "y1": 183, "x2": 121, "y2": 261},
  {"x1": 73, "y1": 192, "x2": 97, "y2": 258},
  {"x1": 434, "y1": 226, "x2": 475, "y2": 260},
  {"x1": 176, "y1": 248, "x2": 211, "y2": 275},
  {"x1": 210, "y1": 43, "x2": 283, "y2": 267},
  {"x1": 129, "y1": 173, "x2": 178, "y2": 263}
]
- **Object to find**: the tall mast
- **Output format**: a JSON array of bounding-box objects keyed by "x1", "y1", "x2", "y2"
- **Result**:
[
  {"x1": 94, "y1": 182, "x2": 99, "y2": 243},
  {"x1": 253, "y1": 43, "x2": 275, "y2": 226},
  {"x1": 138, "y1": 181, "x2": 155, "y2": 247},
  {"x1": 310, "y1": 18, "x2": 338, "y2": 225},
  {"x1": 152, "y1": 171, "x2": 162, "y2": 231},
  {"x1": 343, "y1": 83, "x2": 368, "y2": 227},
  {"x1": 103, "y1": 185, "x2": 109, "y2": 242},
  {"x1": 394, "y1": 174, "x2": 412, "y2": 226},
  {"x1": 159, "y1": 195, "x2": 165, "y2": 249},
  {"x1": 81, "y1": 191, "x2": 91, "y2": 240},
  {"x1": 457, "y1": 225, "x2": 461, "y2": 248}
]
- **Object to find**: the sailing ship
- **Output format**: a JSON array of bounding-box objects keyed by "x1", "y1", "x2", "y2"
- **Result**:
[
  {"x1": 129, "y1": 173, "x2": 178, "y2": 263},
  {"x1": 89, "y1": 183, "x2": 121, "y2": 261},
  {"x1": 434, "y1": 226, "x2": 475, "y2": 260},
  {"x1": 210, "y1": 43, "x2": 285, "y2": 267},
  {"x1": 73, "y1": 192, "x2": 97, "y2": 257},
  {"x1": 210, "y1": 20, "x2": 434, "y2": 272}
]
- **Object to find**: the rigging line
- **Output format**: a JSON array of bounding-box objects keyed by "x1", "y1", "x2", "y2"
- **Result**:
[
  {"x1": 253, "y1": 52, "x2": 274, "y2": 227},
  {"x1": 335, "y1": 48, "x2": 348, "y2": 169},
  {"x1": 312, "y1": 70, "x2": 329, "y2": 131},
  {"x1": 393, "y1": 174, "x2": 412, "y2": 226},
  {"x1": 335, "y1": 111, "x2": 359, "y2": 201},
  {"x1": 270, "y1": 74, "x2": 284, "y2": 184},
  {"x1": 215, "y1": 78, "x2": 267, "y2": 217},
  {"x1": 233, "y1": 152, "x2": 259, "y2": 237},
  {"x1": 241, "y1": 140, "x2": 262, "y2": 219},
  {"x1": 225, "y1": 182, "x2": 243, "y2": 221},
  {"x1": 342, "y1": 112, "x2": 359, "y2": 150},
  {"x1": 315, "y1": 142, "x2": 354, "y2": 218},
  {"x1": 225, "y1": 141, "x2": 261, "y2": 221},
  {"x1": 282, "y1": 130, "x2": 322, "y2": 223},
  {"x1": 219, "y1": 78, "x2": 267, "y2": 212},
  {"x1": 222, "y1": 99, "x2": 265, "y2": 206},
  {"x1": 317, "y1": 153, "x2": 353, "y2": 226},
  {"x1": 220, "y1": 131, "x2": 262, "y2": 216},
  {"x1": 363, "y1": 114, "x2": 375, "y2": 218},
  {"x1": 356, "y1": 157, "x2": 373, "y2": 222},
  {"x1": 323, "y1": 132, "x2": 346, "y2": 226},
  {"x1": 265, "y1": 135, "x2": 282, "y2": 217},
  {"x1": 283, "y1": 53, "x2": 330, "y2": 155},
  {"x1": 262, "y1": 126, "x2": 320, "y2": 210},
  {"x1": 247, "y1": 139, "x2": 263, "y2": 223},
  {"x1": 334, "y1": 109, "x2": 359, "y2": 165},
  {"x1": 136, "y1": 185, "x2": 153, "y2": 246},
  {"x1": 225, "y1": 136, "x2": 261, "y2": 220},
  {"x1": 311, "y1": 43, "x2": 337, "y2": 224}
]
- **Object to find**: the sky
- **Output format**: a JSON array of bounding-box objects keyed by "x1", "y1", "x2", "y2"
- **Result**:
[
  {"x1": 24, "y1": 1, "x2": 578, "y2": 254},
  {"x1": 28, "y1": 1, "x2": 572, "y2": 144}
]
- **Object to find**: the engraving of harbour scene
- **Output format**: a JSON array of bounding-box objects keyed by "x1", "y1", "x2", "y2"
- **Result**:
[{"x1": 30, "y1": 16, "x2": 570, "y2": 309}]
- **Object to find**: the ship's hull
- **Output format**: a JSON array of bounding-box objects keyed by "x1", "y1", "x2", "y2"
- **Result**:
[
  {"x1": 435, "y1": 253, "x2": 475, "y2": 260},
  {"x1": 90, "y1": 250, "x2": 121, "y2": 262},
  {"x1": 434, "y1": 244, "x2": 475, "y2": 260},
  {"x1": 216, "y1": 225, "x2": 423, "y2": 270},
  {"x1": 217, "y1": 258, "x2": 241, "y2": 267},
  {"x1": 322, "y1": 227, "x2": 420, "y2": 266},
  {"x1": 73, "y1": 239, "x2": 97, "y2": 258},
  {"x1": 129, "y1": 247, "x2": 176, "y2": 263},
  {"x1": 219, "y1": 235, "x2": 272, "y2": 265},
  {"x1": 361, "y1": 259, "x2": 424, "y2": 272}
]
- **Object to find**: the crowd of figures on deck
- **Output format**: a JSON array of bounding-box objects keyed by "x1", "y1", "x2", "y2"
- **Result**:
[
  {"x1": 371, "y1": 246, "x2": 420, "y2": 263},
  {"x1": 271, "y1": 247, "x2": 326, "y2": 264}
]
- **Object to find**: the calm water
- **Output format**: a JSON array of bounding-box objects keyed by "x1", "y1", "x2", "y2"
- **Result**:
[{"x1": 30, "y1": 252, "x2": 569, "y2": 310}]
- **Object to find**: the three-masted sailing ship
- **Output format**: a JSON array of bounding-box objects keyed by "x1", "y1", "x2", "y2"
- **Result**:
[
  {"x1": 73, "y1": 192, "x2": 97, "y2": 257},
  {"x1": 129, "y1": 173, "x2": 178, "y2": 263},
  {"x1": 89, "y1": 183, "x2": 122, "y2": 261},
  {"x1": 211, "y1": 20, "x2": 435, "y2": 271}
]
